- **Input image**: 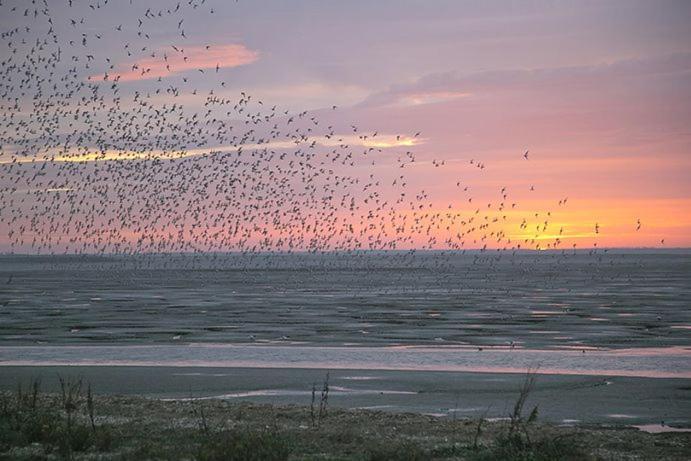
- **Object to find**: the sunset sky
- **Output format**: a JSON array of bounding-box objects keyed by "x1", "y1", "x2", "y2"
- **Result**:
[{"x1": 1, "y1": 0, "x2": 690, "y2": 250}]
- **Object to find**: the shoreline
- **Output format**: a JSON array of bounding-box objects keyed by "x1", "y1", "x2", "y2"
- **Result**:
[
  {"x1": 2, "y1": 365, "x2": 689, "y2": 428},
  {"x1": 2, "y1": 389, "x2": 690, "y2": 460},
  {"x1": 2, "y1": 344, "x2": 690, "y2": 379}
]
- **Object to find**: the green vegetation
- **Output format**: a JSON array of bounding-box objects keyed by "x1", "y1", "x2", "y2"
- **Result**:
[
  {"x1": 0, "y1": 375, "x2": 687, "y2": 460},
  {"x1": 0, "y1": 378, "x2": 112, "y2": 459},
  {"x1": 469, "y1": 434, "x2": 589, "y2": 461},
  {"x1": 197, "y1": 429, "x2": 293, "y2": 461}
]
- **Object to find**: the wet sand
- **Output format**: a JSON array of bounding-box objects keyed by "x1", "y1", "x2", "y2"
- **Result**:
[
  {"x1": 2, "y1": 343, "x2": 690, "y2": 378},
  {"x1": 2, "y1": 365, "x2": 689, "y2": 428}
]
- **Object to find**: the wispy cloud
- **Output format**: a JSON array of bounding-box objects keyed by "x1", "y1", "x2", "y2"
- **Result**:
[
  {"x1": 363, "y1": 89, "x2": 471, "y2": 108},
  {"x1": 397, "y1": 91, "x2": 471, "y2": 107},
  {"x1": 0, "y1": 134, "x2": 422, "y2": 164},
  {"x1": 323, "y1": 134, "x2": 422, "y2": 149},
  {"x1": 359, "y1": 52, "x2": 691, "y2": 109},
  {"x1": 94, "y1": 44, "x2": 259, "y2": 82}
]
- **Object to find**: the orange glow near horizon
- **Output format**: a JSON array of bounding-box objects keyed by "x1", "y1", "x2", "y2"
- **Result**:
[{"x1": 2, "y1": 193, "x2": 686, "y2": 252}]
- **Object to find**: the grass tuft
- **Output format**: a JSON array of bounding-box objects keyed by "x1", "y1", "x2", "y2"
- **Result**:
[
  {"x1": 365, "y1": 441, "x2": 426, "y2": 461},
  {"x1": 469, "y1": 433, "x2": 591, "y2": 461},
  {"x1": 196, "y1": 429, "x2": 293, "y2": 461},
  {"x1": 0, "y1": 377, "x2": 114, "y2": 459}
]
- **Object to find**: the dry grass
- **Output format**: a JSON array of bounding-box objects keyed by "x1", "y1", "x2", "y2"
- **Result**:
[{"x1": 0, "y1": 378, "x2": 689, "y2": 460}]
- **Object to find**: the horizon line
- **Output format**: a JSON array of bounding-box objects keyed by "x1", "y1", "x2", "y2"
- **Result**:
[{"x1": 0, "y1": 247, "x2": 689, "y2": 257}]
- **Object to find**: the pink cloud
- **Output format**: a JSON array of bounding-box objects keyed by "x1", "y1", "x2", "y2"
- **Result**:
[
  {"x1": 97, "y1": 44, "x2": 259, "y2": 82},
  {"x1": 358, "y1": 52, "x2": 691, "y2": 108}
]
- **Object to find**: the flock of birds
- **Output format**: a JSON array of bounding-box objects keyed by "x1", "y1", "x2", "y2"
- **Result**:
[{"x1": 0, "y1": 0, "x2": 656, "y2": 276}]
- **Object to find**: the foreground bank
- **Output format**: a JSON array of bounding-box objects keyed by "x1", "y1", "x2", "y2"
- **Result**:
[
  {"x1": 2, "y1": 363, "x2": 690, "y2": 427},
  {"x1": 2, "y1": 382, "x2": 690, "y2": 461}
]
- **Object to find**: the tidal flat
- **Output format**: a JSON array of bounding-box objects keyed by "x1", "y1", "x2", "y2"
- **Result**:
[{"x1": 1, "y1": 252, "x2": 689, "y2": 458}]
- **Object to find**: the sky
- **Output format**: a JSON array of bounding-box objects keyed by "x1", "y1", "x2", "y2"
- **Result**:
[{"x1": 1, "y1": 0, "x2": 690, "y2": 250}]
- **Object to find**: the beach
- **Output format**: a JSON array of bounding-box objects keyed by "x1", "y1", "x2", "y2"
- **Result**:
[{"x1": 1, "y1": 364, "x2": 690, "y2": 428}]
